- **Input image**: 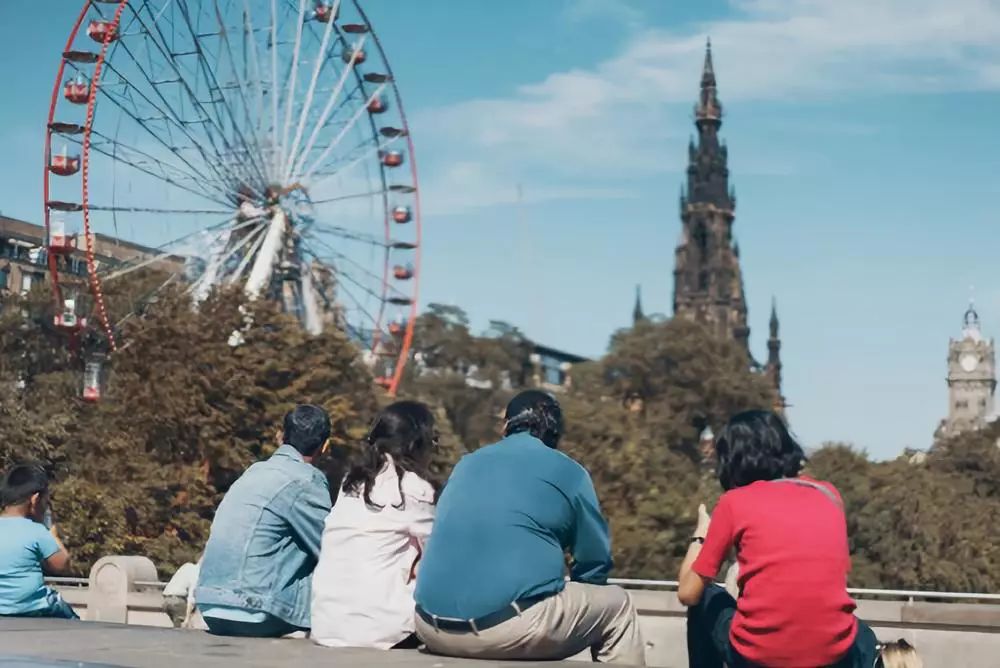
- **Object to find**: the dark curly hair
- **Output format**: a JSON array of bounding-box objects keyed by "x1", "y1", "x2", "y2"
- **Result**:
[
  {"x1": 342, "y1": 401, "x2": 438, "y2": 510},
  {"x1": 715, "y1": 410, "x2": 806, "y2": 491},
  {"x1": 503, "y1": 390, "x2": 563, "y2": 448}
]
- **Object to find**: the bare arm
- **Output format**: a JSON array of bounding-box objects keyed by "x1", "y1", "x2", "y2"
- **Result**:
[
  {"x1": 42, "y1": 524, "x2": 72, "y2": 575},
  {"x1": 677, "y1": 541, "x2": 711, "y2": 606},
  {"x1": 677, "y1": 504, "x2": 714, "y2": 606}
]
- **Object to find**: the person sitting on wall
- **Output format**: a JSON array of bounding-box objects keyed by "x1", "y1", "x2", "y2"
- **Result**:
[
  {"x1": 677, "y1": 410, "x2": 878, "y2": 667},
  {"x1": 413, "y1": 390, "x2": 645, "y2": 666},
  {"x1": 0, "y1": 464, "x2": 77, "y2": 620},
  {"x1": 876, "y1": 639, "x2": 923, "y2": 668},
  {"x1": 195, "y1": 405, "x2": 333, "y2": 637},
  {"x1": 162, "y1": 554, "x2": 203, "y2": 629},
  {"x1": 311, "y1": 401, "x2": 440, "y2": 650}
]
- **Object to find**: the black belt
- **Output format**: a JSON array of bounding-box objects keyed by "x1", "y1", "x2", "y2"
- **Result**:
[{"x1": 416, "y1": 594, "x2": 549, "y2": 633}]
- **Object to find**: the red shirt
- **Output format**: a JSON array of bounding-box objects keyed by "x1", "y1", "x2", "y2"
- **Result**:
[{"x1": 692, "y1": 477, "x2": 857, "y2": 667}]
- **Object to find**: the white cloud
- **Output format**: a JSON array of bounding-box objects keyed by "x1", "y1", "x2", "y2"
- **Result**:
[{"x1": 412, "y1": 0, "x2": 1000, "y2": 215}]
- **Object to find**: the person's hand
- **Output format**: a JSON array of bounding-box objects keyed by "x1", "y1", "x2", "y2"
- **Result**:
[{"x1": 694, "y1": 503, "x2": 711, "y2": 540}]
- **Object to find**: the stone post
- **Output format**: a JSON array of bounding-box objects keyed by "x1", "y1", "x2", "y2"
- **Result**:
[
  {"x1": 559, "y1": 361, "x2": 572, "y2": 389},
  {"x1": 87, "y1": 556, "x2": 159, "y2": 623},
  {"x1": 529, "y1": 353, "x2": 542, "y2": 387}
]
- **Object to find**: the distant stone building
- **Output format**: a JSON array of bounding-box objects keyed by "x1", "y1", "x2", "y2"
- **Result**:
[
  {"x1": 663, "y1": 41, "x2": 784, "y2": 407},
  {"x1": 528, "y1": 343, "x2": 588, "y2": 392},
  {"x1": 0, "y1": 214, "x2": 184, "y2": 298},
  {"x1": 937, "y1": 301, "x2": 996, "y2": 438}
]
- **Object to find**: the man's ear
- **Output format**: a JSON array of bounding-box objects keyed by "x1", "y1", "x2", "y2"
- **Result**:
[{"x1": 28, "y1": 492, "x2": 42, "y2": 517}]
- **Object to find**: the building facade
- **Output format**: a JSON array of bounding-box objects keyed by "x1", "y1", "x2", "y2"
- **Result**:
[
  {"x1": 0, "y1": 215, "x2": 183, "y2": 299},
  {"x1": 670, "y1": 41, "x2": 784, "y2": 406},
  {"x1": 937, "y1": 301, "x2": 996, "y2": 438}
]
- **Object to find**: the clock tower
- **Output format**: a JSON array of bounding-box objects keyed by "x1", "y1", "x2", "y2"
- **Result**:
[{"x1": 939, "y1": 301, "x2": 996, "y2": 437}]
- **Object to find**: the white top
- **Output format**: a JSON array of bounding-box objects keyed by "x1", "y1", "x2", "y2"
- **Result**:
[
  {"x1": 163, "y1": 561, "x2": 199, "y2": 601},
  {"x1": 311, "y1": 456, "x2": 435, "y2": 649}
]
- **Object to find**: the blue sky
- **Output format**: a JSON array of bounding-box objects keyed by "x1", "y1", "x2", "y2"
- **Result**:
[{"x1": 1, "y1": 0, "x2": 999, "y2": 458}]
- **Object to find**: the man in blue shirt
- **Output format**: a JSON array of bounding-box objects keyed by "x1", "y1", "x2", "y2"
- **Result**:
[
  {"x1": 415, "y1": 391, "x2": 644, "y2": 665},
  {"x1": 195, "y1": 405, "x2": 332, "y2": 637},
  {"x1": 0, "y1": 464, "x2": 77, "y2": 619}
]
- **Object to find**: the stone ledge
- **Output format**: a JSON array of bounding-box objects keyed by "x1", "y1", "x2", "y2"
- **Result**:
[{"x1": 0, "y1": 619, "x2": 589, "y2": 668}]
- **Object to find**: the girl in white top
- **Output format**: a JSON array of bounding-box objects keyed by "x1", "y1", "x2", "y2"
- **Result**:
[{"x1": 311, "y1": 401, "x2": 439, "y2": 649}]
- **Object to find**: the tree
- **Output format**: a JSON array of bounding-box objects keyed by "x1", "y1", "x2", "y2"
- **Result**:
[
  {"x1": 401, "y1": 305, "x2": 518, "y2": 449},
  {"x1": 559, "y1": 318, "x2": 775, "y2": 579},
  {"x1": 0, "y1": 286, "x2": 376, "y2": 576}
]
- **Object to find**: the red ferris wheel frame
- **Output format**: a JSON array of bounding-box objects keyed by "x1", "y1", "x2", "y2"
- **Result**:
[{"x1": 43, "y1": 0, "x2": 422, "y2": 397}]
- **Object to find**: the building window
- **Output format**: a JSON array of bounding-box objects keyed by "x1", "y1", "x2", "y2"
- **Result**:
[
  {"x1": 955, "y1": 400, "x2": 969, "y2": 410},
  {"x1": 20, "y1": 272, "x2": 33, "y2": 294}
]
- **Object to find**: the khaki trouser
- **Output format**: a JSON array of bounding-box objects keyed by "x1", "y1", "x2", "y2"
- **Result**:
[{"x1": 415, "y1": 582, "x2": 646, "y2": 666}]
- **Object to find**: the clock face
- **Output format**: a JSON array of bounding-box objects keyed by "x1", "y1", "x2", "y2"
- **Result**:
[{"x1": 960, "y1": 353, "x2": 979, "y2": 372}]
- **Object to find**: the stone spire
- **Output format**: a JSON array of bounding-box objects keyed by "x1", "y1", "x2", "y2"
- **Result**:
[
  {"x1": 767, "y1": 297, "x2": 785, "y2": 414},
  {"x1": 673, "y1": 39, "x2": 745, "y2": 346},
  {"x1": 633, "y1": 285, "x2": 645, "y2": 325},
  {"x1": 695, "y1": 38, "x2": 723, "y2": 126}
]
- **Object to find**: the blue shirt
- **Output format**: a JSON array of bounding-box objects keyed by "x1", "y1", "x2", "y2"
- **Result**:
[
  {"x1": 414, "y1": 432, "x2": 612, "y2": 619},
  {"x1": 0, "y1": 517, "x2": 60, "y2": 615},
  {"x1": 195, "y1": 444, "x2": 331, "y2": 628}
]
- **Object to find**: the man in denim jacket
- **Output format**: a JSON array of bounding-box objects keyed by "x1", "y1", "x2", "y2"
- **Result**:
[{"x1": 195, "y1": 405, "x2": 332, "y2": 637}]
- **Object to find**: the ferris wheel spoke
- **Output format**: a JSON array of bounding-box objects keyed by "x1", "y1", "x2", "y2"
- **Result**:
[
  {"x1": 308, "y1": 224, "x2": 390, "y2": 247},
  {"x1": 95, "y1": 23, "x2": 258, "y2": 197},
  {"x1": 302, "y1": 236, "x2": 408, "y2": 301},
  {"x1": 65, "y1": 59, "x2": 232, "y2": 192},
  {"x1": 226, "y1": 221, "x2": 272, "y2": 285},
  {"x1": 116, "y1": 214, "x2": 264, "y2": 264},
  {"x1": 88, "y1": 204, "x2": 233, "y2": 215},
  {"x1": 307, "y1": 133, "x2": 403, "y2": 191},
  {"x1": 192, "y1": 220, "x2": 271, "y2": 298},
  {"x1": 122, "y1": 2, "x2": 266, "y2": 194},
  {"x1": 333, "y1": 277, "x2": 386, "y2": 334},
  {"x1": 309, "y1": 188, "x2": 393, "y2": 206},
  {"x1": 301, "y1": 82, "x2": 385, "y2": 183},
  {"x1": 283, "y1": 0, "x2": 341, "y2": 183},
  {"x1": 62, "y1": 129, "x2": 232, "y2": 208},
  {"x1": 101, "y1": 214, "x2": 261, "y2": 283},
  {"x1": 240, "y1": 0, "x2": 270, "y2": 166},
  {"x1": 211, "y1": 0, "x2": 267, "y2": 171},
  {"x1": 115, "y1": 8, "x2": 238, "y2": 168},
  {"x1": 173, "y1": 0, "x2": 271, "y2": 189},
  {"x1": 290, "y1": 40, "x2": 366, "y2": 180},
  {"x1": 276, "y1": 0, "x2": 308, "y2": 176}
]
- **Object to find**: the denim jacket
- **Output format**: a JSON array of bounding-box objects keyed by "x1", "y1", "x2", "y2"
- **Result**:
[{"x1": 195, "y1": 445, "x2": 331, "y2": 628}]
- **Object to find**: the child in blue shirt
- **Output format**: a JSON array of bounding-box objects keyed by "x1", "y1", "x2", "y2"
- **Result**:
[{"x1": 0, "y1": 464, "x2": 77, "y2": 619}]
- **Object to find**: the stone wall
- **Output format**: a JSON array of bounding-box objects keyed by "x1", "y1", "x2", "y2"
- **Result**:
[{"x1": 55, "y1": 557, "x2": 1000, "y2": 667}]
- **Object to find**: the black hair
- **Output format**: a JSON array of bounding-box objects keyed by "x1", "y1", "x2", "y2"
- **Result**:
[
  {"x1": 714, "y1": 410, "x2": 805, "y2": 491},
  {"x1": 1, "y1": 464, "x2": 49, "y2": 508},
  {"x1": 503, "y1": 390, "x2": 564, "y2": 448},
  {"x1": 342, "y1": 401, "x2": 438, "y2": 510},
  {"x1": 283, "y1": 404, "x2": 332, "y2": 456}
]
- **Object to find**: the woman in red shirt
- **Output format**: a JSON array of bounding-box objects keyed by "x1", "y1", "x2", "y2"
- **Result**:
[{"x1": 677, "y1": 410, "x2": 878, "y2": 667}]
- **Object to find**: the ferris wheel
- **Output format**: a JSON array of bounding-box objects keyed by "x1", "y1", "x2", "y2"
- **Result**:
[{"x1": 43, "y1": 0, "x2": 421, "y2": 399}]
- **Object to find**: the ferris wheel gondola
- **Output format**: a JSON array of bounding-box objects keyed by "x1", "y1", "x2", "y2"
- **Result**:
[{"x1": 43, "y1": 0, "x2": 421, "y2": 398}]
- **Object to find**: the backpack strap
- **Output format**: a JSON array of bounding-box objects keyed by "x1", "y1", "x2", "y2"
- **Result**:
[{"x1": 771, "y1": 478, "x2": 843, "y2": 509}]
